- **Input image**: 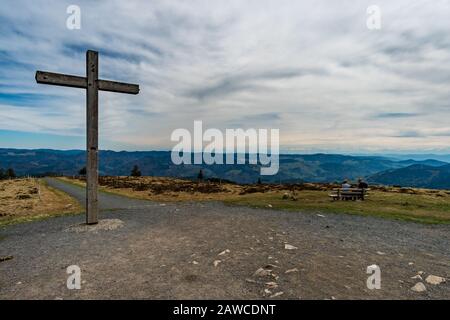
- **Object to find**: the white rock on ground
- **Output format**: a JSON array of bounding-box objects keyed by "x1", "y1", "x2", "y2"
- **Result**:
[
  {"x1": 254, "y1": 268, "x2": 272, "y2": 277},
  {"x1": 425, "y1": 275, "x2": 446, "y2": 285},
  {"x1": 265, "y1": 282, "x2": 278, "y2": 289},
  {"x1": 285, "y1": 268, "x2": 299, "y2": 274},
  {"x1": 270, "y1": 292, "x2": 284, "y2": 298},
  {"x1": 411, "y1": 282, "x2": 427, "y2": 293},
  {"x1": 65, "y1": 219, "x2": 124, "y2": 233},
  {"x1": 218, "y1": 249, "x2": 230, "y2": 256},
  {"x1": 284, "y1": 244, "x2": 298, "y2": 250},
  {"x1": 213, "y1": 260, "x2": 221, "y2": 267}
]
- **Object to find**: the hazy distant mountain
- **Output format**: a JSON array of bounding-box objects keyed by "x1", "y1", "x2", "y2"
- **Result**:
[
  {"x1": 1, "y1": 148, "x2": 449, "y2": 186},
  {"x1": 368, "y1": 164, "x2": 450, "y2": 189},
  {"x1": 396, "y1": 159, "x2": 448, "y2": 167},
  {"x1": 382, "y1": 154, "x2": 450, "y2": 163}
]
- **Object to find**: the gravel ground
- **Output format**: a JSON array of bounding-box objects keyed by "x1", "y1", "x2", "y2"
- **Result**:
[{"x1": 0, "y1": 178, "x2": 449, "y2": 299}]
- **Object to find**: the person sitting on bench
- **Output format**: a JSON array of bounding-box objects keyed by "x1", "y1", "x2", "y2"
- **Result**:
[
  {"x1": 357, "y1": 178, "x2": 368, "y2": 190},
  {"x1": 341, "y1": 180, "x2": 351, "y2": 191}
]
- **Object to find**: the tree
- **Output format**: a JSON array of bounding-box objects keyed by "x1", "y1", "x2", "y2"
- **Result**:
[
  {"x1": 130, "y1": 165, "x2": 141, "y2": 177},
  {"x1": 0, "y1": 168, "x2": 5, "y2": 180},
  {"x1": 6, "y1": 168, "x2": 16, "y2": 179},
  {"x1": 78, "y1": 167, "x2": 87, "y2": 176},
  {"x1": 257, "y1": 177, "x2": 262, "y2": 184},
  {"x1": 197, "y1": 169, "x2": 204, "y2": 181}
]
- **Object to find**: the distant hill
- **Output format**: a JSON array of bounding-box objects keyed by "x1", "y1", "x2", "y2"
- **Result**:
[
  {"x1": 396, "y1": 159, "x2": 447, "y2": 167},
  {"x1": 1, "y1": 148, "x2": 449, "y2": 186},
  {"x1": 368, "y1": 164, "x2": 450, "y2": 189}
]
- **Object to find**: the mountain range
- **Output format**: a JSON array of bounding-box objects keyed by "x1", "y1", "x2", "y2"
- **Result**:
[{"x1": 1, "y1": 148, "x2": 450, "y2": 189}]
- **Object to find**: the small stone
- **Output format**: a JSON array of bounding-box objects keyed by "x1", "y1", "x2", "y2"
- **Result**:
[
  {"x1": 285, "y1": 244, "x2": 298, "y2": 250},
  {"x1": 411, "y1": 282, "x2": 426, "y2": 293},
  {"x1": 331, "y1": 296, "x2": 337, "y2": 300},
  {"x1": 270, "y1": 292, "x2": 284, "y2": 298},
  {"x1": 0, "y1": 255, "x2": 13, "y2": 262},
  {"x1": 265, "y1": 282, "x2": 278, "y2": 289},
  {"x1": 317, "y1": 214, "x2": 325, "y2": 218},
  {"x1": 418, "y1": 271, "x2": 425, "y2": 275},
  {"x1": 245, "y1": 278, "x2": 256, "y2": 283},
  {"x1": 411, "y1": 275, "x2": 422, "y2": 280},
  {"x1": 425, "y1": 275, "x2": 446, "y2": 285},
  {"x1": 218, "y1": 249, "x2": 230, "y2": 256},
  {"x1": 376, "y1": 251, "x2": 386, "y2": 255},
  {"x1": 213, "y1": 260, "x2": 221, "y2": 267},
  {"x1": 192, "y1": 261, "x2": 199, "y2": 265},
  {"x1": 267, "y1": 204, "x2": 273, "y2": 208},
  {"x1": 408, "y1": 262, "x2": 414, "y2": 266},
  {"x1": 254, "y1": 268, "x2": 272, "y2": 277},
  {"x1": 264, "y1": 288, "x2": 272, "y2": 295},
  {"x1": 285, "y1": 268, "x2": 299, "y2": 274}
]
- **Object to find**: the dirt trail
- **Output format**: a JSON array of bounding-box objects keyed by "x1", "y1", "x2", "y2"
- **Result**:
[{"x1": 0, "y1": 179, "x2": 449, "y2": 299}]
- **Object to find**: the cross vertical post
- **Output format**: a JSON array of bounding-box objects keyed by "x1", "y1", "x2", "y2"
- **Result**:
[{"x1": 86, "y1": 50, "x2": 99, "y2": 224}]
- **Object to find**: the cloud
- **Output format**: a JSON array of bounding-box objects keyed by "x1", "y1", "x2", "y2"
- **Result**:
[
  {"x1": 371, "y1": 112, "x2": 422, "y2": 119},
  {"x1": 391, "y1": 130, "x2": 424, "y2": 138},
  {"x1": 0, "y1": 0, "x2": 450, "y2": 152}
]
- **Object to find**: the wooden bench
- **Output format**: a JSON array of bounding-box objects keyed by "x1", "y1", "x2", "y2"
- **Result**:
[{"x1": 329, "y1": 188, "x2": 368, "y2": 201}]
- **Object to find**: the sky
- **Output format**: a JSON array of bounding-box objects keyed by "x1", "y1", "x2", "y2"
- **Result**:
[{"x1": 0, "y1": 0, "x2": 450, "y2": 154}]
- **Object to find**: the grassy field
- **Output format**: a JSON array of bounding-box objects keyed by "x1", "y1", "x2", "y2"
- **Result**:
[
  {"x1": 58, "y1": 176, "x2": 450, "y2": 225},
  {"x1": 223, "y1": 190, "x2": 450, "y2": 224},
  {"x1": 0, "y1": 178, "x2": 82, "y2": 227}
]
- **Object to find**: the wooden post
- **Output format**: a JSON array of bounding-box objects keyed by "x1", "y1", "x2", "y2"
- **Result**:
[{"x1": 86, "y1": 50, "x2": 99, "y2": 224}]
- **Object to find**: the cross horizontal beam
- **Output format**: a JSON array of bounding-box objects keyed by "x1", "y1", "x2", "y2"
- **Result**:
[{"x1": 35, "y1": 71, "x2": 139, "y2": 94}]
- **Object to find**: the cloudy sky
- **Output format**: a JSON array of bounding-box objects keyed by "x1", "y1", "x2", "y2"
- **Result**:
[{"x1": 1, "y1": 0, "x2": 450, "y2": 153}]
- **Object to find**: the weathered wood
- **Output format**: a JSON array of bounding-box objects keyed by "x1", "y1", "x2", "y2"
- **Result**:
[
  {"x1": 35, "y1": 49, "x2": 140, "y2": 225},
  {"x1": 35, "y1": 71, "x2": 139, "y2": 94},
  {"x1": 98, "y1": 80, "x2": 139, "y2": 94},
  {"x1": 86, "y1": 50, "x2": 99, "y2": 224},
  {"x1": 35, "y1": 71, "x2": 86, "y2": 89}
]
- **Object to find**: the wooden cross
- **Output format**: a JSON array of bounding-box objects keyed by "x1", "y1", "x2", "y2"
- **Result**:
[{"x1": 35, "y1": 50, "x2": 139, "y2": 225}]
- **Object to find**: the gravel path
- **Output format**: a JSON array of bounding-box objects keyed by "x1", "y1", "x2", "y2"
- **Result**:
[{"x1": 0, "y1": 178, "x2": 449, "y2": 299}]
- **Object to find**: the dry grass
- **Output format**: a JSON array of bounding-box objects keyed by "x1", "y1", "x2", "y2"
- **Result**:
[
  {"x1": 0, "y1": 178, "x2": 82, "y2": 227},
  {"x1": 59, "y1": 176, "x2": 450, "y2": 224},
  {"x1": 58, "y1": 176, "x2": 245, "y2": 201}
]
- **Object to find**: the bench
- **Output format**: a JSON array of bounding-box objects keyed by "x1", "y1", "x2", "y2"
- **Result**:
[{"x1": 329, "y1": 188, "x2": 368, "y2": 201}]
